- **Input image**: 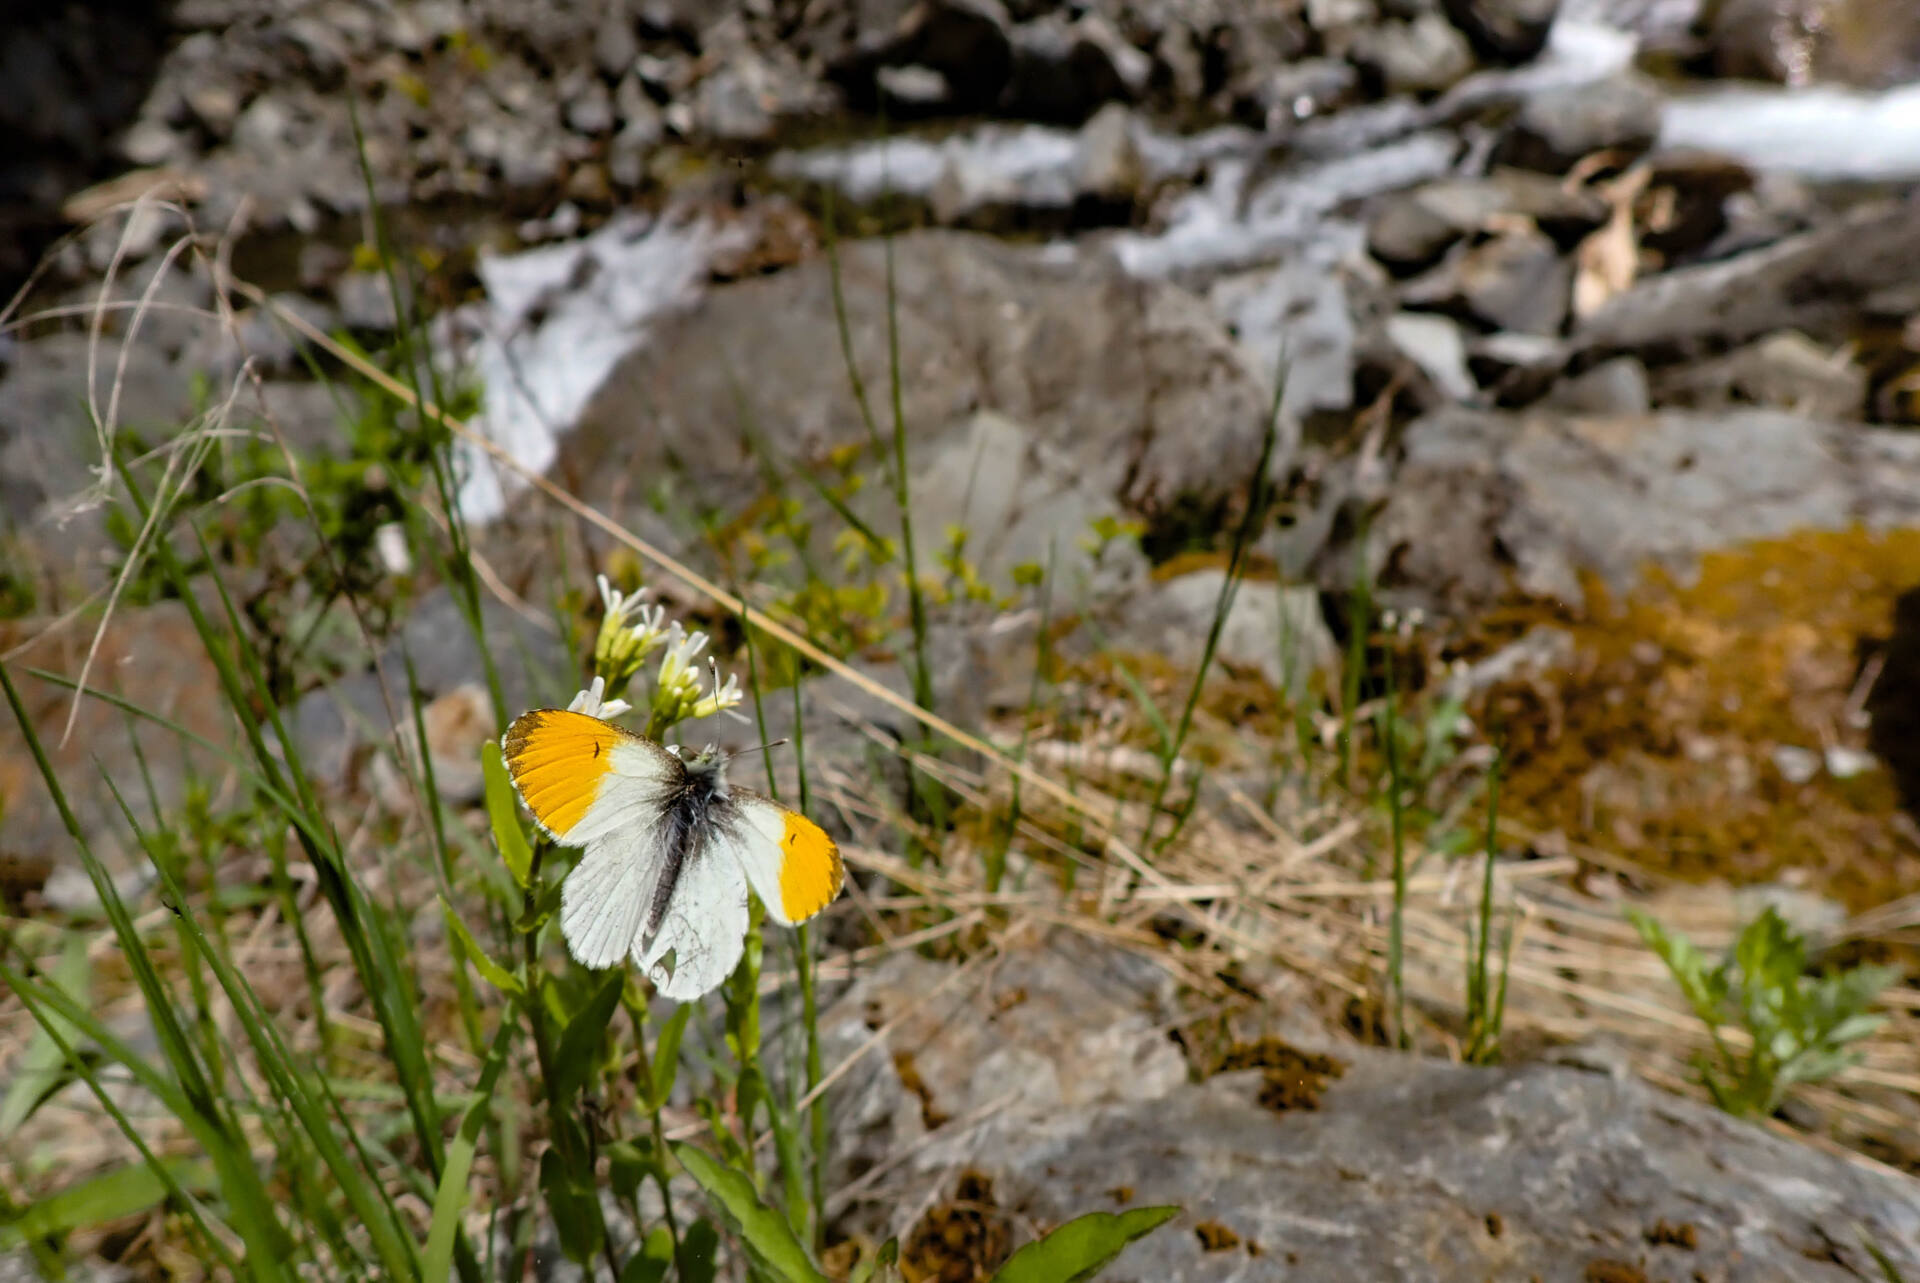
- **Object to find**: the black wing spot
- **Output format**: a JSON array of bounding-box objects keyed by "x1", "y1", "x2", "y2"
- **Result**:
[{"x1": 593, "y1": 742, "x2": 602, "y2": 759}]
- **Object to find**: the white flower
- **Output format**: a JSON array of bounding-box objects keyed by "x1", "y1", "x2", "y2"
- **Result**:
[
  {"x1": 688, "y1": 662, "x2": 745, "y2": 722},
  {"x1": 566, "y1": 675, "x2": 632, "y2": 721},
  {"x1": 653, "y1": 623, "x2": 710, "y2": 708},
  {"x1": 594, "y1": 574, "x2": 669, "y2": 686}
]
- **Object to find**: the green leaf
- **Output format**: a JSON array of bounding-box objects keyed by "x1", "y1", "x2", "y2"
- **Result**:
[
  {"x1": 606, "y1": 1140, "x2": 656, "y2": 1206},
  {"x1": 440, "y1": 896, "x2": 524, "y2": 995},
  {"x1": 620, "y1": 1227, "x2": 675, "y2": 1283},
  {"x1": 673, "y1": 1145, "x2": 828, "y2": 1283},
  {"x1": 552, "y1": 970, "x2": 626, "y2": 1102},
  {"x1": 482, "y1": 739, "x2": 532, "y2": 887},
  {"x1": 988, "y1": 1206, "x2": 1180, "y2": 1283},
  {"x1": 0, "y1": 934, "x2": 90, "y2": 1139},
  {"x1": 422, "y1": 1007, "x2": 517, "y2": 1283},
  {"x1": 0, "y1": 1158, "x2": 215, "y2": 1247},
  {"x1": 540, "y1": 1146, "x2": 605, "y2": 1265},
  {"x1": 650, "y1": 1005, "x2": 692, "y2": 1110},
  {"x1": 680, "y1": 1217, "x2": 721, "y2": 1283}
]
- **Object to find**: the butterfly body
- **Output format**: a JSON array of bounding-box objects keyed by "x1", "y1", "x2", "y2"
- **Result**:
[{"x1": 501, "y1": 709, "x2": 844, "y2": 999}]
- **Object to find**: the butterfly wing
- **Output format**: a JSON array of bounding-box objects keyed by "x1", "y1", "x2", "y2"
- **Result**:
[
  {"x1": 502, "y1": 708, "x2": 679, "y2": 845},
  {"x1": 559, "y1": 828, "x2": 663, "y2": 969},
  {"x1": 725, "y1": 792, "x2": 846, "y2": 927},
  {"x1": 634, "y1": 838, "x2": 751, "y2": 1000}
]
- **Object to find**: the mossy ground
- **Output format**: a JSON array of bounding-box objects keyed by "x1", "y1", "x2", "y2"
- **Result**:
[{"x1": 1465, "y1": 526, "x2": 1920, "y2": 911}]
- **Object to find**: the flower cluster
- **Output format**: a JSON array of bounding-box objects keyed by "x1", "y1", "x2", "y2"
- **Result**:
[
  {"x1": 592, "y1": 573, "x2": 670, "y2": 695},
  {"x1": 586, "y1": 574, "x2": 745, "y2": 732}
]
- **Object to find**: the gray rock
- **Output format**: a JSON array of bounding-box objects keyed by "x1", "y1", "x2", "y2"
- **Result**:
[
  {"x1": 1368, "y1": 182, "x2": 1506, "y2": 271},
  {"x1": 1543, "y1": 354, "x2": 1650, "y2": 416},
  {"x1": 1498, "y1": 74, "x2": 1663, "y2": 172},
  {"x1": 290, "y1": 585, "x2": 573, "y2": 793},
  {"x1": 826, "y1": 0, "x2": 1015, "y2": 115},
  {"x1": 1440, "y1": 0, "x2": 1559, "y2": 62},
  {"x1": 563, "y1": 78, "x2": 614, "y2": 136},
  {"x1": 1005, "y1": 13, "x2": 1150, "y2": 122},
  {"x1": 1006, "y1": 1053, "x2": 1920, "y2": 1280},
  {"x1": 827, "y1": 933, "x2": 1920, "y2": 1279},
  {"x1": 1367, "y1": 407, "x2": 1920, "y2": 610},
  {"x1": 908, "y1": 409, "x2": 1148, "y2": 602},
  {"x1": 1251, "y1": 58, "x2": 1360, "y2": 129},
  {"x1": 1650, "y1": 331, "x2": 1867, "y2": 420},
  {"x1": 1128, "y1": 571, "x2": 1339, "y2": 700},
  {"x1": 594, "y1": 11, "x2": 640, "y2": 78},
  {"x1": 1579, "y1": 197, "x2": 1920, "y2": 356},
  {"x1": 1072, "y1": 102, "x2": 1145, "y2": 206},
  {"x1": 1403, "y1": 228, "x2": 1572, "y2": 335},
  {"x1": 1369, "y1": 172, "x2": 1606, "y2": 273},
  {"x1": 568, "y1": 231, "x2": 1277, "y2": 525},
  {"x1": 1209, "y1": 256, "x2": 1357, "y2": 420},
  {"x1": 1352, "y1": 12, "x2": 1477, "y2": 95},
  {"x1": 876, "y1": 62, "x2": 954, "y2": 111},
  {"x1": 0, "y1": 332, "x2": 194, "y2": 545},
  {"x1": 1387, "y1": 310, "x2": 1476, "y2": 401}
]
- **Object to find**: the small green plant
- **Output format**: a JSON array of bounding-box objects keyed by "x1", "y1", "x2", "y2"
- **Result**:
[{"x1": 1628, "y1": 904, "x2": 1900, "y2": 1118}]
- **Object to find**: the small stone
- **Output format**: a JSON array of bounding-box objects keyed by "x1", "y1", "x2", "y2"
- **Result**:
[
  {"x1": 609, "y1": 112, "x2": 664, "y2": 189},
  {"x1": 877, "y1": 63, "x2": 953, "y2": 111},
  {"x1": 1387, "y1": 311, "x2": 1476, "y2": 401},
  {"x1": 1072, "y1": 102, "x2": 1144, "y2": 207},
  {"x1": 595, "y1": 13, "x2": 639, "y2": 78},
  {"x1": 1138, "y1": 572, "x2": 1340, "y2": 700},
  {"x1": 1650, "y1": 330, "x2": 1866, "y2": 420},
  {"x1": 119, "y1": 117, "x2": 187, "y2": 167},
  {"x1": 692, "y1": 60, "x2": 775, "y2": 142},
  {"x1": 1545, "y1": 355, "x2": 1650, "y2": 416},
  {"x1": 565, "y1": 79, "x2": 615, "y2": 135},
  {"x1": 1353, "y1": 12, "x2": 1477, "y2": 95},
  {"x1": 1440, "y1": 0, "x2": 1560, "y2": 62},
  {"x1": 1253, "y1": 58, "x2": 1359, "y2": 129},
  {"x1": 1499, "y1": 75, "x2": 1664, "y2": 173},
  {"x1": 1825, "y1": 745, "x2": 1877, "y2": 779},
  {"x1": 1405, "y1": 228, "x2": 1572, "y2": 336},
  {"x1": 184, "y1": 83, "x2": 242, "y2": 138}
]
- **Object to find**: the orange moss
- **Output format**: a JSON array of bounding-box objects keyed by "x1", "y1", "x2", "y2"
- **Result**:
[{"x1": 1473, "y1": 526, "x2": 1920, "y2": 910}]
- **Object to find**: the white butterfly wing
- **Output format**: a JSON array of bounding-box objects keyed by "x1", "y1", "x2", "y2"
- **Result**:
[
  {"x1": 558, "y1": 827, "x2": 666, "y2": 970},
  {"x1": 634, "y1": 839, "x2": 751, "y2": 1001}
]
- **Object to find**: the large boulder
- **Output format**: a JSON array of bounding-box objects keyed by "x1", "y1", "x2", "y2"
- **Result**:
[
  {"x1": 565, "y1": 231, "x2": 1278, "y2": 524},
  {"x1": 822, "y1": 932, "x2": 1920, "y2": 1281},
  {"x1": 1365, "y1": 407, "x2": 1920, "y2": 611}
]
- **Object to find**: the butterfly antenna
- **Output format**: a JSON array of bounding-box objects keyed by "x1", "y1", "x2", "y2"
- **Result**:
[{"x1": 730, "y1": 738, "x2": 790, "y2": 760}]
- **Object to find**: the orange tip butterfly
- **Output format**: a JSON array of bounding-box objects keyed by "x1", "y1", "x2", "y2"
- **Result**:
[{"x1": 501, "y1": 708, "x2": 844, "y2": 1000}]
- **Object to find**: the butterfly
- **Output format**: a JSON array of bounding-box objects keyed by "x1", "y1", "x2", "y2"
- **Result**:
[{"x1": 501, "y1": 708, "x2": 844, "y2": 1000}]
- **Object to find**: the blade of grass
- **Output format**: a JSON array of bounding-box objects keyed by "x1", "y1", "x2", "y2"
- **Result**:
[
  {"x1": 424, "y1": 1006, "x2": 519, "y2": 1283},
  {"x1": 1144, "y1": 368, "x2": 1285, "y2": 856},
  {"x1": 1381, "y1": 665, "x2": 1409, "y2": 1051}
]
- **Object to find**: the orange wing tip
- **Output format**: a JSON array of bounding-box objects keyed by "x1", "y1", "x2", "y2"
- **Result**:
[
  {"x1": 776, "y1": 811, "x2": 845, "y2": 923},
  {"x1": 501, "y1": 709, "x2": 622, "y2": 838}
]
